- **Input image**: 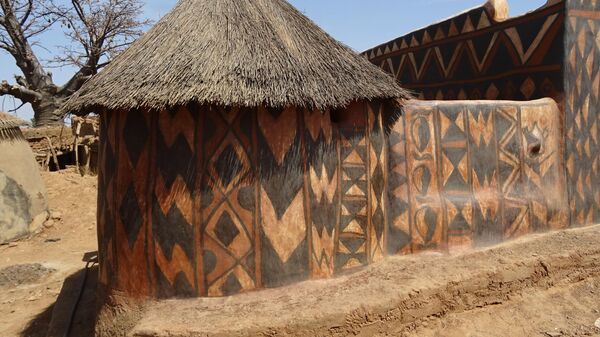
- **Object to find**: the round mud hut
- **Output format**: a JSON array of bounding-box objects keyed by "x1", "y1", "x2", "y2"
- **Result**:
[
  {"x1": 64, "y1": 0, "x2": 408, "y2": 299},
  {"x1": 0, "y1": 112, "x2": 48, "y2": 243}
]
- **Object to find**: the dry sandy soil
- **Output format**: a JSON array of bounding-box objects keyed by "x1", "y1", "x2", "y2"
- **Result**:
[
  {"x1": 1, "y1": 170, "x2": 599, "y2": 337},
  {"x1": 0, "y1": 170, "x2": 97, "y2": 337}
]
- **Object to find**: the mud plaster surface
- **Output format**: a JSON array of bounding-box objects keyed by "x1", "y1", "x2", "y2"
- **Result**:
[{"x1": 132, "y1": 225, "x2": 600, "y2": 337}]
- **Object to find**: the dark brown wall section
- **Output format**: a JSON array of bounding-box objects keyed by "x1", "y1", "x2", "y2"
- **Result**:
[{"x1": 363, "y1": 2, "x2": 565, "y2": 102}]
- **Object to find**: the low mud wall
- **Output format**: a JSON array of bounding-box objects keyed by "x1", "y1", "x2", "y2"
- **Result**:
[
  {"x1": 389, "y1": 98, "x2": 568, "y2": 254},
  {"x1": 0, "y1": 128, "x2": 48, "y2": 243}
]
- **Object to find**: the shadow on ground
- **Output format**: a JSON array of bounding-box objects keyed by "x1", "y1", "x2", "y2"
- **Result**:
[{"x1": 21, "y1": 266, "x2": 98, "y2": 337}]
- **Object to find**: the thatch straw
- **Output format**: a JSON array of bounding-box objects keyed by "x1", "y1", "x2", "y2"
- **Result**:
[
  {"x1": 63, "y1": 0, "x2": 409, "y2": 115},
  {"x1": 0, "y1": 112, "x2": 28, "y2": 130},
  {"x1": 0, "y1": 112, "x2": 27, "y2": 141}
]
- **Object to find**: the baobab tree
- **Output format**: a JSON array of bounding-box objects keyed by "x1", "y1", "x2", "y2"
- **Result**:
[{"x1": 0, "y1": 0, "x2": 149, "y2": 126}]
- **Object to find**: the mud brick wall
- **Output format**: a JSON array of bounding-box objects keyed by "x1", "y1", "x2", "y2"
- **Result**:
[
  {"x1": 388, "y1": 99, "x2": 568, "y2": 254},
  {"x1": 97, "y1": 101, "x2": 396, "y2": 299},
  {"x1": 0, "y1": 127, "x2": 48, "y2": 244}
]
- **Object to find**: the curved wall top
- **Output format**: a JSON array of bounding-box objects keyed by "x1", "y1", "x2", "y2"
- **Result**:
[{"x1": 0, "y1": 125, "x2": 48, "y2": 243}]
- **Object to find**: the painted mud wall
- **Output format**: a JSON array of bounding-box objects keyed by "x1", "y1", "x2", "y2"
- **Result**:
[
  {"x1": 388, "y1": 99, "x2": 568, "y2": 255},
  {"x1": 363, "y1": 1, "x2": 564, "y2": 102},
  {"x1": 564, "y1": 0, "x2": 600, "y2": 225},
  {"x1": 0, "y1": 127, "x2": 48, "y2": 243},
  {"x1": 367, "y1": 0, "x2": 600, "y2": 227},
  {"x1": 97, "y1": 101, "x2": 395, "y2": 298}
]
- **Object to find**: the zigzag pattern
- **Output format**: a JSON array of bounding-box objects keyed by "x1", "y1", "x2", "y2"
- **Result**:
[{"x1": 364, "y1": 2, "x2": 564, "y2": 102}]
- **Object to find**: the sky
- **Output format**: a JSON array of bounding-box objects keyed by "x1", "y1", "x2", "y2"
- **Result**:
[{"x1": 0, "y1": 0, "x2": 547, "y2": 121}]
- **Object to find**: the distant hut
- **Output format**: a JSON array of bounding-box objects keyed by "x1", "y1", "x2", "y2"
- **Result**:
[
  {"x1": 0, "y1": 112, "x2": 48, "y2": 243},
  {"x1": 64, "y1": 0, "x2": 408, "y2": 299}
]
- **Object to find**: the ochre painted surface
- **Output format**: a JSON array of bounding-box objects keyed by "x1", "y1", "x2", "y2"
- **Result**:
[
  {"x1": 98, "y1": 0, "x2": 600, "y2": 300},
  {"x1": 388, "y1": 99, "x2": 568, "y2": 254},
  {"x1": 97, "y1": 101, "x2": 394, "y2": 298},
  {"x1": 99, "y1": 98, "x2": 572, "y2": 300}
]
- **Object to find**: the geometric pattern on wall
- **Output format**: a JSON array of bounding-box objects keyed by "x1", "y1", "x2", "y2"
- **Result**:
[
  {"x1": 97, "y1": 113, "x2": 116, "y2": 289},
  {"x1": 154, "y1": 107, "x2": 197, "y2": 298},
  {"x1": 98, "y1": 101, "x2": 390, "y2": 298},
  {"x1": 403, "y1": 105, "x2": 446, "y2": 252},
  {"x1": 304, "y1": 109, "x2": 339, "y2": 279},
  {"x1": 387, "y1": 114, "x2": 412, "y2": 255},
  {"x1": 201, "y1": 106, "x2": 257, "y2": 297},
  {"x1": 336, "y1": 124, "x2": 370, "y2": 270},
  {"x1": 257, "y1": 106, "x2": 308, "y2": 288},
  {"x1": 367, "y1": 103, "x2": 388, "y2": 262},
  {"x1": 564, "y1": 0, "x2": 600, "y2": 226},
  {"x1": 392, "y1": 100, "x2": 568, "y2": 252},
  {"x1": 363, "y1": 2, "x2": 565, "y2": 102},
  {"x1": 114, "y1": 109, "x2": 153, "y2": 296},
  {"x1": 334, "y1": 102, "x2": 390, "y2": 271}
]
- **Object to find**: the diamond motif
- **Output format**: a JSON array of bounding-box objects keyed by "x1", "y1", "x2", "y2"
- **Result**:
[
  {"x1": 214, "y1": 212, "x2": 240, "y2": 248},
  {"x1": 120, "y1": 185, "x2": 143, "y2": 249}
]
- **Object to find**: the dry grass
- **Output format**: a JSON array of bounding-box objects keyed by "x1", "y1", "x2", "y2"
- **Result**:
[{"x1": 63, "y1": 0, "x2": 409, "y2": 115}]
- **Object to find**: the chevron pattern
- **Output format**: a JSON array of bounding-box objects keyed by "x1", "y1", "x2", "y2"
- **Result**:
[
  {"x1": 98, "y1": 102, "x2": 392, "y2": 298},
  {"x1": 305, "y1": 110, "x2": 339, "y2": 279},
  {"x1": 364, "y1": 2, "x2": 564, "y2": 102}
]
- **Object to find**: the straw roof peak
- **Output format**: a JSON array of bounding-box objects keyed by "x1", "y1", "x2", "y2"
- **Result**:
[{"x1": 64, "y1": 0, "x2": 408, "y2": 114}]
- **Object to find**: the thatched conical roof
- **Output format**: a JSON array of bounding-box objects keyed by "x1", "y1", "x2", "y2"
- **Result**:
[
  {"x1": 0, "y1": 112, "x2": 28, "y2": 130},
  {"x1": 63, "y1": 0, "x2": 408, "y2": 114}
]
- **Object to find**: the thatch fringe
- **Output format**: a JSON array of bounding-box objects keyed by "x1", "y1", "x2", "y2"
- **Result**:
[
  {"x1": 0, "y1": 127, "x2": 26, "y2": 142},
  {"x1": 0, "y1": 112, "x2": 28, "y2": 131},
  {"x1": 63, "y1": 0, "x2": 409, "y2": 115}
]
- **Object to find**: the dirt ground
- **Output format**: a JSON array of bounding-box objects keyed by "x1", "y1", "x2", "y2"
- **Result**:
[
  {"x1": 133, "y1": 225, "x2": 600, "y2": 337},
  {"x1": 0, "y1": 170, "x2": 97, "y2": 337},
  {"x1": 1, "y1": 171, "x2": 599, "y2": 337}
]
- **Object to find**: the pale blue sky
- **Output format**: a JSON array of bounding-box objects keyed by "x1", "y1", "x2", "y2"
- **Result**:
[{"x1": 1, "y1": 0, "x2": 547, "y2": 121}]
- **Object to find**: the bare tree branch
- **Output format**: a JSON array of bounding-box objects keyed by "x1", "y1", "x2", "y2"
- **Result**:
[
  {"x1": 7, "y1": 100, "x2": 25, "y2": 112},
  {"x1": 1, "y1": 79, "x2": 42, "y2": 103},
  {"x1": 1, "y1": 0, "x2": 150, "y2": 126}
]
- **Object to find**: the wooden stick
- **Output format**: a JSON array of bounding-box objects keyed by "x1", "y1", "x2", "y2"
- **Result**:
[{"x1": 45, "y1": 136, "x2": 60, "y2": 171}]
